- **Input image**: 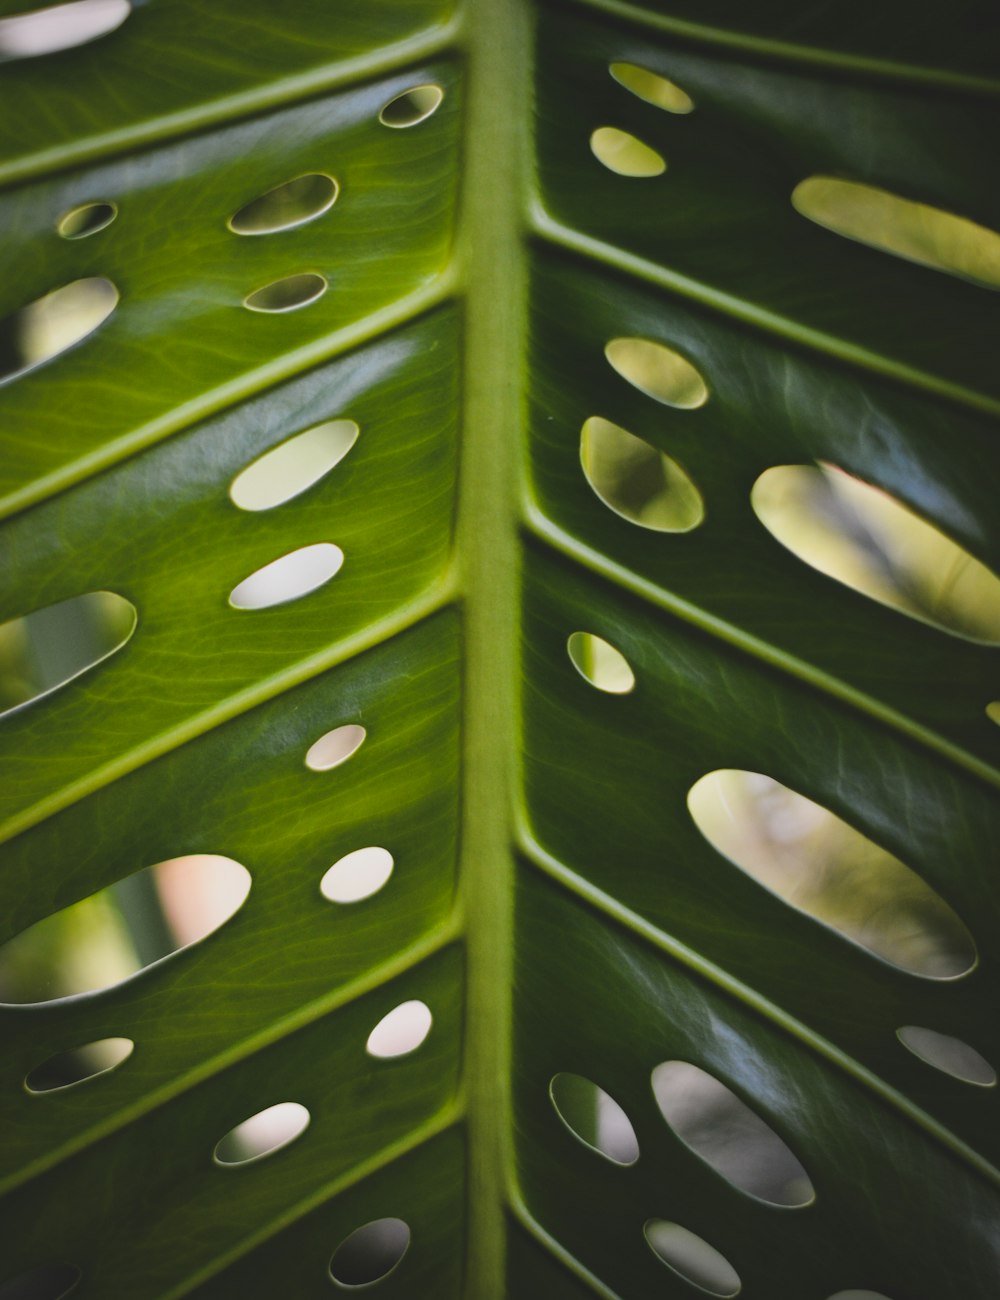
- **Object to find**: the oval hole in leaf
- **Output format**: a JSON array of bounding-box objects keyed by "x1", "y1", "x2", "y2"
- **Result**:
[
  {"x1": 229, "y1": 543, "x2": 343, "y2": 610},
  {"x1": 581, "y1": 416, "x2": 704, "y2": 531},
  {"x1": 688, "y1": 769, "x2": 976, "y2": 979},
  {"x1": 567, "y1": 631, "x2": 635, "y2": 694},
  {"x1": 0, "y1": 591, "x2": 136, "y2": 718},
  {"x1": 320, "y1": 848, "x2": 394, "y2": 904},
  {"x1": 305, "y1": 724, "x2": 366, "y2": 773},
  {"x1": 366, "y1": 1000, "x2": 432, "y2": 1058},
  {"x1": 25, "y1": 1037, "x2": 133, "y2": 1094},
  {"x1": 379, "y1": 84, "x2": 443, "y2": 127},
  {"x1": 752, "y1": 463, "x2": 1000, "y2": 643},
  {"x1": 651, "y1": 1060, "x2": 814, "y2": 1206},
  {"x1": 329, "y1": 1218, "x2": 410, "y2": 1288},
  {"x1": 244, "y1": 272, "x2": 327, "y2": 313},
  {"x1": 590, "y1": 126, "x2": 665, "y2": 177},
  {"x1": 644, "y1": 1220, "x2": 741, "y2": 1297},
  {"x1": 897, "y1": 1026, "x2": 996, "y2": 1087},
  {"x1": 57, "y1": 201, "x2": 117, "y2": 240},
  {"x1": 214, "y1": 1101, "x2": 310, "y2": 1166},
  {"x1": 609, "y1": 62, "x2": 694, "y2": 113},
  {"x1": 605, "y1": 337, "x2": 708, "y2": 409},
  {"x1": 0, "y1": 1264, "x2": 81, "y2": 1299},
  {"x1": 987, "y1": 702, "x2": 1000, "y2": 726},
  {"x1": 0, "y1": 277, "x2": 117, "y2": 384},
  {"x1": 826, "y1": 1293, "x2": 895, "y2": 1300},
  {"x1": 228, "y1": 174, "x2": 339, "y2": 235},
  {"x1": 229, "y1": 420, "x2": 359, "y2": 511},
  {"x1": 549, "y1": 1072, "x2": 640, "y2": 1166},
  {"x1": 0, "y1": 854, "x2": 251, "y2": 1006},
  {"x1": 0, "y1": 0, "x2": 129, "y2": 60},
  {"x1": 792, "y1": 176, "x2": 1000, "y2": 290}
]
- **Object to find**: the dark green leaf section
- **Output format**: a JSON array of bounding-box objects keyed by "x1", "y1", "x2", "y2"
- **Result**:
[
  {"x1": 0, "y1": 945, "x2": 462, "y2": 1297},
  {"x1": 520, "y1": 548, "x2": 1000, "y2": 1163},
  {"x1": 0, "y1": 0, "x2": 457, "y2": 180},
  {"x1": 0, "y1": 310, "x2": 459, "y2": 829},
  {"x1": 187, "y1": 1130, "x2": 466, "y2": 1299},
  {"x1": 534, "y1": 11, "x2": 1000, "y2": 404},
  {"x1": 0, "y1": 64, "x2": 461, "y2": 514},
  {"x1": 513, "y1": 865, "x2": 1000, "y2": 1299},
  {"x1": 558, "y1": 0, "x2": 1000, "y2": 82},
  {"x1": 0, "y1": 612, "x2": 460, "y2": 1189},
  {"x1": 527, "y1": 252, "x2": 1000, "y2": 770}
]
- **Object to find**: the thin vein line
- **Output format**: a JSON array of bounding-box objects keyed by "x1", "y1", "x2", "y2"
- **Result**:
[
  {"x1": 524, "y1": 504, "x2": 1000, "y2": 791},
  {"x1": 517, "y1": 823, "x2": 1000, "y2": 1189}
]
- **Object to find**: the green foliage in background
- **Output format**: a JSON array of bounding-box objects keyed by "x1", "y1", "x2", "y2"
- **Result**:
[{"x1": 0, "y1": 0, "x2": 998, "y2": 1296}]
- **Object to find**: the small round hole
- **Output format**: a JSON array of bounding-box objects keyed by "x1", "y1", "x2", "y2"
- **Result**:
[
  {"x1": 244, "y1": 272, "x2": 327, "y2": 313},
  {"x1": 590, "y1": 126, "x2": 665, "y2": 178},
  {"x1": 229, "y1": 543, "x2": 343, "y2": 610},
  {"x1": 229, "y1": 174, "x2": 339, "y2": 235},
  {"x1": 605, "y1": 337, "x2": 708, "y2": 409},
  {"x1": 580, "y1": 416, "x2": 704, "y2": 531},
  {"x1": 57, "y1": 201, "x2": 117, "y2": 239},
  {"x1": 549, "y1": 1072, "x2": 639, "y2": 1165},
  {"x1": 567, "y1": 631, "x2": 635, "y2": 694},
  {"x1": 25, "y1": 1038, "x2": 133, "y2": 1093},
  {"x1": 329, "y1": 1218, "x2": 410, "y2": 1288},
  {"x1": 366, "y1": 1000, "x2": 432, "y2": 1058},
  {"x1": 379, "y1": 84, "x2": 443, "y2": 128},
  {"x1": 609, "y1": 62, "x2": 694, "y2": 114},
  {"x1": 229, "y1": 419, "x2": 359, "y2": 512},
  {"x1": 897, "y1": 1026, "x2": 996, "y2": 1086},
  {"x1": 214, "y1": 1101, "x2": 310, "y2": 1165},
  {"x1": 0, "y1": 0, "x2": 130, "y2": 60},
  {"x1": 320, "y1": 848, "x2": 394, "y2": 904},
  {"x1": 305, "y1": 724, "x2": 366, "y2": 772},
  {"x1": 987, "y1": 701, "x2": 1000, "y2": 726},
  {"x1": 644, "y1": 1220, "x2": 741, "y2": 1297}
]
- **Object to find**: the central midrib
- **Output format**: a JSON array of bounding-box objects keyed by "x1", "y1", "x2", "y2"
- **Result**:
[{"x1": 455, "y1": 0, "x2": 532, "y2": 1294}]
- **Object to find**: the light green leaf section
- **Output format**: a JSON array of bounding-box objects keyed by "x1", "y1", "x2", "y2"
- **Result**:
[{"x1": 0, "y1": 0, "x2": 998, "y2": 1297}]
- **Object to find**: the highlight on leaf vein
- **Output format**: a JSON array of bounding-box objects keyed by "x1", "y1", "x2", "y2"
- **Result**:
[
  {"x1": 590, "y1": 126, "x2": 665, "y2": 177},
  {"x1": 609, "y1": 62, "x2": 694, "y2": 114},
  {"x1": 549, "y1": 1072, "x2": 640, "y2": 1165},
  {"x1": 0, "y1": 591, "x2": 136, "y2": 718},
  {"x1": 0, "y1": 0, "x2": 129, "y2": 60},
  {"x1": 305, "y1": 724, "x2": 366, "y2": 773},
  {"x1": 0, "y1": 1264, "x2": 81, "y2": 1299},
  {"x1": 329, "y1": 1218, "x2": 411, "y2": 1288},
  {"x1": 57, "y1": 200, "x2": 117, "y2": 240},
  {"x1": 0, "y1": 855, "x2": 251, "y2": 1006},
  {"x1": 605, "y1": 337, "x2": 708, "y2": 409},
  {"x1": 581, "y1": 416, "x2": 704, "y2": 531},
  {"x1": 214, "y1": 1101, "x2": 310, "y2": 1166},
  {"x1": 897, "y1": 1026, "x2": 996, "y2": 1087},
  {"x1": 229, "y1": 420, "x2": 359, "y2": 511},
  {"x1": 644, "y1": 1220, "x2": 741, "y2": 1297},
  {"x1": 792, "y1": 176, "x2": 1000, "y2": 289},
  {"x1": 652, "y1": 1060, "x2": 814, "y2": 1206},
  {"x1": 0, "y1": 277, "x2": 117, "y2": 384},
  {"x1": 243, "y1": 272, "x2": 327, "y2": 313},
  {"x1": 228, "y1": 174, "x2": 339, "y2": 235},
  {"x1": 366, "y1": 1000, "x2": 432, "y2": 1058},
  {"x1": 752, "y1": 463, "x2": 1000, "y2": 643},
  {"x1": 229, "y1": 543, "x2": 344, "y2": 610},
  {"x1": 688, "y1": 769, "x2": 977, "y2": 979},
  {"x1": 320, "y1": 847, "x2": 393, "y2": 904},
  {"x1": 379, "y1": 84, "x2": 444, "y2": 128},
  {"x1": 567, "y1": 631, "x2": 636, "y2": 694}
]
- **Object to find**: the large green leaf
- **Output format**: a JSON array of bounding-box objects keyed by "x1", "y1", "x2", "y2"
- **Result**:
[{"x1": 1, "y1": 0, "x2": 998, "y2": 1296}]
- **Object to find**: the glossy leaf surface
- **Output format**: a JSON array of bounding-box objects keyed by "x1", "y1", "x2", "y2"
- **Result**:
[{"x1": 0, "y1": 0, "x2": 997, "y2": 1297}]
